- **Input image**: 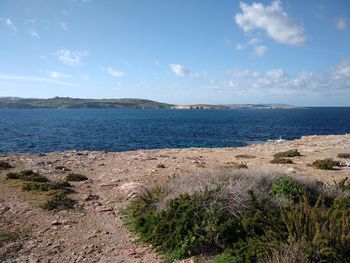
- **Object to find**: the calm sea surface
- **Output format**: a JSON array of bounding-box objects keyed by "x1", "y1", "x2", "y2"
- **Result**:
[{"x1": 0, "y1": 108, "x2": 349, "y2": 153}]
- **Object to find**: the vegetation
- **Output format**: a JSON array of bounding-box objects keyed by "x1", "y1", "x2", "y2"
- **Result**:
[
  {"x1": 222, "y1": 162, "x2": 248, "y2": 169},
  {"x1": 65, "y1": 173, "x2": 88, "y2": 181},
  {"x1": 42, "y1": 191, "x2": 76, "y2": 211},
  {"x1": 337, "y1": 153, "x2": 350, "y2": 159},
  {"x1": 270, "y1": 157, "x2": 294, "y2": 164},
  {"x1": 6, "y1": 170, "x2": 48, "y2": 182},
  {"x1": 122, "y1": 169, "x2": 350, "y2": 262},
  {"x1": 0, "y1": 161, "x2": 13, "y2": 170},
  {"x1": 274, "y1": 149, "x2": 301, "y2": 158},
  {"x1": 6, "y1": 170, "x2": 76, "y2": 211},
  {"x1": 0, "y1": 97, "x2": 173, "y2": 109},
  {"x1": 235, "y1": 154, "x2": 256, "y2": 159},
  {"x1": 313, "y1": 158, "x2": 340, "y2": 170},
  {"x1": 271, "y1": 176, "x2": 306, "y2": 199}
]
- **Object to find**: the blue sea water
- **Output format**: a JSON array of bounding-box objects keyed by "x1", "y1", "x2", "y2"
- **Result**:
[{"x1": 0, "y1": 108, "x2": 349, "y2": 153}]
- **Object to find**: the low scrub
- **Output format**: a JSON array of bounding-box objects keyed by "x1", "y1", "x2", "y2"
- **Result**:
[
  {"x1": 6, "y1": 170, "x2": 75, "y2": 211},
  {"x1": 270, "y1": 157, "x2": 294, "y2": 164},
  {"x1": 6, "y1": 170, "x2": 48, "y2": 182},
  {"x1": 271, "y1": 176, "x2": 306, "y2": 199},
  {"x1": 0, "y1": 161, "x2": 13, "y2": 170},
  {"x1": 42, "y1": 191, "x2": 76, "y2": 211},
  {"x1": 235, "y1": 154, "x2": 256, "y2": 159},
  {"x1": 337, "y1": 153, "x2": 350, "y2": 159},
  {"x1": 313, "y1": 158, "x2": 340, "y2": 170},
  {"x1": 122, "y1": 169, "x2": 350, "y2": 262},
  {"x1": 22, "y1": 181, "x2": 71, "y2": 192},
  {"x1": 65, "y1": 173, "x2": 88, "y2": 182},
  {"x1": 274, "y1": 149, "x2": 301, "y2": 158}
]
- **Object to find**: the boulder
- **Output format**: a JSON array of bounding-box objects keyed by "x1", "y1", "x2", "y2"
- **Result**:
[{"x1": 118, "y1": 182, "x2": 150, "y2": 200}]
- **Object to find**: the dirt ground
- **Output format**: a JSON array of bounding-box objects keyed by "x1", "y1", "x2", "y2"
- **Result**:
[{"x1": 1, "y1": 134, "x2": 350, "y2": 263}]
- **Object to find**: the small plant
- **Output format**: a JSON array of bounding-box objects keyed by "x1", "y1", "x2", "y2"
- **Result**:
[
  {"x1": 337, "y1": 153, "x2": 350, "y2": 159},
  {"x1": 65, "y1": 173, "x2": 88, "y2": 181},
  {"x1": 274, "y1": 149, "x2": 301, "y2": 158},
  {"x1": 0, "y1": 161, "x2": 13, "y2": 170},
  {"x1": 271, "y1": 176, "x2": 306, "y2": 199},
  {"x1": 42, "y1": 191, "x2": 76, "y2": 211},
  {"x1": 55, "y1": 165, "x2": 71, "y2": 171},
  {"x1": 22, "y1": 181, "x2": 71, "y2": 192},
  {"x1": 235, "y1": 162, "x2": 248, "y2": 169},
  {"x1": 6, "y1": 170, "x2": 49, "y2": 182},
  {"x1": 270, "y1": 157, "x2": 294, "y2": 164},
  {"x1": 157, "y1": 164, "x2": 166, "y2": 168},
  {"x1": 313, "y1": 158, "x2": 340, "y2": 170},
  {"x1": 235, "y1": 154, "x2": 256, "y2": 159},
  {"x1": 333, "y1": 177, "x2": 350, "y2": 191}
]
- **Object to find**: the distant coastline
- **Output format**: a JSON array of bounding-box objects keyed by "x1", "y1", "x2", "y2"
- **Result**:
[{"x1": 0, "y1": 96, "x2": 297, "y2": 109}]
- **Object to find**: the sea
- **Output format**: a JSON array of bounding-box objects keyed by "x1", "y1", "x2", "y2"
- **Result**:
[{"x1": 0, "y1": 108, "x2": 349, "y2": 153}]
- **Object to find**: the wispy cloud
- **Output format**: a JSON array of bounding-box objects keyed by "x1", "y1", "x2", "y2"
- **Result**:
[
  {"x1": 335, "y1": 17, "x2": 348, "y2": 30},
  {"x1": 4, "y1": 18, "x2": 17, "y2": 31},
  {"x1": 29, "y1": 29, "x2": 40, "y2": 38},
  {"x1": 54, "y1": 49, "x2": 89, "y2": 66},
  {"x1": 253, "y1": 45, "x2": 268, "y2": 57},
  {"x1": 46, "y1": 71, "x2": 72, "y2": 79},
  {"x1": 169, "y1": 64, "x2": 207, "y2": 78},
  {"x1": 235, "y1": 0, "x2": 306, "y2": 46},
  {"x1": 59, "y1": 22, "x2": 68, "y2": 30},
  {"x1": 0, "y1": 74, "x2": 83, "y2": 87},
  {"x1": 107, "y1": 67, "x2": 125, "y2": 77}
]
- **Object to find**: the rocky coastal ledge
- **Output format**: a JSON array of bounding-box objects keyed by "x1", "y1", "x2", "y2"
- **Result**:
[{"x1": 1, "y1": 134, "x2": 350, "y2": 262}]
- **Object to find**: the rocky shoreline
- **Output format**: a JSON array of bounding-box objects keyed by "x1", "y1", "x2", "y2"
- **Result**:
[{"x1": 1, "y1": 134, "x2": 350, "y2": 262}]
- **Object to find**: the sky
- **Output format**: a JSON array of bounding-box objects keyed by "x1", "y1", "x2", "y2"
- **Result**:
[{"x1": 0, "y1": 0, "x2": 350, "y2": 106}]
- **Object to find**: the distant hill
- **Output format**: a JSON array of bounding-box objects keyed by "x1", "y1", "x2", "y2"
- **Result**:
[
  {"x1": 0, "y1": 97, "x2": 297, "y2": 109},
  {"x1": 0, "y1": 97, "x2": 173, "y2": 109}
]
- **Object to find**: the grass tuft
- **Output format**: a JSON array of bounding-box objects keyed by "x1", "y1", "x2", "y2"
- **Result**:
[
  {"x1": 313, "y1": 158, "x2": 340, "y2": 170},
  {"x1": 42, "y1": 191, "x2": 76, "y2": 211},
  {"x1": 270, "y1": 157, "x2": 294, "y2": 164},
  {"x1": 65, "y1": 173, "x2": 88, "y2": 182},
  {"x1": 273, "y1": 149, "x2": 301, "y2": 158},
  {"x1": 0, "y1": 161, "x2": 13, "y2": 170},
  {"x1": 337, "y1": 153, "x2": 350, "y2": 159},
  {"x1": 6, "y1": 170, "x2": 49, "y2": 182}
]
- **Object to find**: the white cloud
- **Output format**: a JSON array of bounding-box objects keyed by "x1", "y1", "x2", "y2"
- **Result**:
[
  {"x1": 169, "y1": 64, "x2": 207, "y2": 78},
  {"x1": 222, "y1": 60, "x2": 350, "y2": 94},
  {"x1": 0, "y1": 74, "x2": 83, "y2": 87},
  {"x1": 54, "y1": 49, "x2": 88, "y2": 66},
  {"x1": 169, "y1": 64, "x2": 191, "y2": 77},
  {"x1": 235, "y1": 0, "x2": 306, "y2": 45},
  {"x1": 333, "y1": 59, "x2": 350, "y2": 79},
  {"x1": 253, "y1": 45, "x2": 268, "y2": 57},
  {"x1": 29, "y1": 29, "x2": 40, "y2": 38},
  {"x1": 59, "y1": 22, "x2": 68, "y2": 30},
  {"x1": 235, "y1": 43, "x2": 245, "y2": 50},
  {"x1": 335, "y1": 17, "x2": 347, "y2": 30},
  {"x1": 5, "y1": 18, "x2": 17, "y2": 31},
  {"x1": 108, "y1": 67, "x2": 124, "y2": 77},
  {"x1": 47, "y1": 71, "x2": 72, "y2": 79}
]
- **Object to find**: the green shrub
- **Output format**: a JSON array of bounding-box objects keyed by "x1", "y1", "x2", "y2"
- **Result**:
[
  {"x1": 337, "y1": 153, "x2": 350, "y2": 159},
  {"x1": 6, "y1": 170, "x2": 48, "y2": 182},
  {"x1": 65, "y1": 173, "x2": 88, "y2": 181},
  {"x1": 313, "y1": 159, "x2": 340, "y2": 170},
  {"x1": 22, "y1": 181, "x2": 71, "y2": 192},
  {"x1": 271, "y1": 176, "x2": 306, "y2": 199},
  {"x1": 270, "y1": 157, "x2": 294, "y2": 164},
  {"x1": 0, "y1": 161, "x2": 13, "y2": 170},
  {"x1": 274, "y1": 149, "x2": 301, "y2": 158},
  {"x1": 235, "y1": 155, "x2": 256, "y2": 159},
  {"x1": 42, "y1": 191, "x2": 76, "y2": 211},
  {"x1": 125, "y1": 188, "x2": 242, "y2": 261}
]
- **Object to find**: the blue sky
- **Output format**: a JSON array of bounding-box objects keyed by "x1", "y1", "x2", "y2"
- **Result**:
[{"x1": 0, "y1": 0, "x2": 350, "y2": 106}]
